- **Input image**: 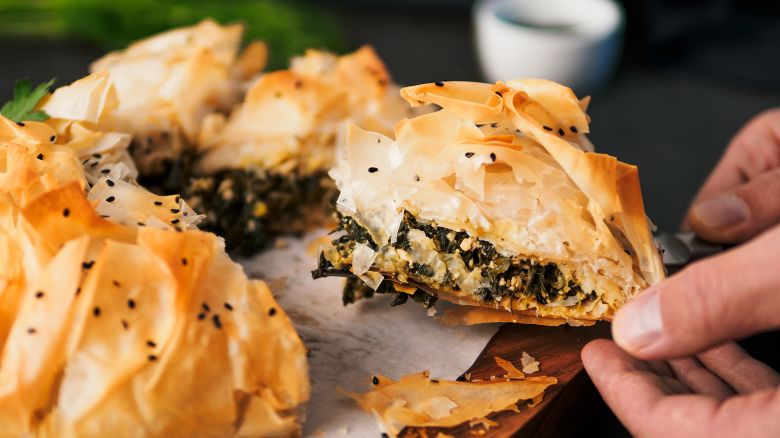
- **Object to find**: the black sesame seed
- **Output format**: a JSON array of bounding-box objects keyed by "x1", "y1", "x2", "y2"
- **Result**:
[
  {"x1": 105, "y1": 196, "x2": 115, "y2": 203},
  {"x1": 35, "y1": 291, "x2": 44, "y2": 299},
  {"x1": 100, "y1": 215, "x2": 110, "y2": 218},
  {"x1": 170, "y1": 208, "x2": 180, "y2": 214},
  {"x1": 36, "y1": 153, "x2": 44, "y2": 160},
  {"x1": 212, "y1": 314, "x2": 222, "y2": 329},
  {"x1": 170, "y1": 218, "x2": 180, "y2": 225},
  {"x1": 154, "y1": 201, "x2": 163, "y2": 206},
  {"x1": 112, "y1": 280, "x2": 121, "y2": 287},
  {"x1": 414, "y1": 175, "x2": 421, "y2": 182},
  {"x1": 63, "y1": 208, "x2": 70, "y2": 217},
  {"x1": 82, "y1": 260, "x2": 95, "y2": 270},
  {"x1": 121, "y1": 319, "x2": 129, "y2": 330},
  {"x1": 543, "y1": 126, "x2": 553, "y2": 131},
  {"x1": 100, "y1": 168, "x2": 110, "y2": 174},
  {"x1": 490, "y1": 152, "x2": 497, "y2": 162},
  {"x1": 16, "y1": 122, "x2": 24, "y2": 127},
  {"x1": 197, "y1": 312, "x2": 206, "y2": 320},
  {"x1": 127, "y1": 299, "x2": 136, "y2": 309},
  {"x1": 148, "y1": 355, "x2": 157, "y2": 362},
  {"x1": 181, "y1": 258, "x2": 188, "y2": 266},
  {"x1": 490, "y1": 122, "x2": 498, "y2": 128},
  {"x1": 137, "y1": 222, "x2": 146, "y2": 227},
  {"x1": 223, "y1": 302, "x2": 234, "y2": 312},
  {"x1": 75, "y1": 287, "x2": 81, "y2": 296},
  {"x1": 558, "y1": 128, "x2": 565, "y2": 136},
  {"x1": 372, "y1": 376, "x2": 379, "y2": 385},
  {"x1": 90, "y1": 162, "x2": 98, "y2": 167},
  {"x1": 202, "y1": 303, "x2": 211, "y2": 312},
  {"x1": 431, "y1": 379, "x2": 439, "y2": 383},
  {"x1": 174, "y1": 226, "x2": 183, "y2": 233},
  {"x1": 175, "y1": 195, "x2": 180, "y2": 203},
  {"x1": 366, "y1": 167, "x2": 379, "y2": 174},
  {"x1": 92, "y1": 153, "x2": 101, "y2": 159},
  {"x1": 106, "y1": 179, "x2": 115, "y2": 187},
  {"x1": 465, "y1": 152, "x2": 475, "y2": 158},
  {"x1": 146, "y1": 340, "x2": 156, "y2": 348},
  {"x1": 570, "y1": 126, "x2": 578, "y2": 133},
  {"x1": 93, "y1": 307, "x2": 101, "y2": 317},
  {"x1": 434, "y1": 81, "x2": 444, "y2": 87},
  {"x1": 268, "y1": 307, "x2": 277, "y2": 317},
  {"x1": 50, "y1": 135, "x2": 56, "y2": 142},
  {"x1": 27, "y1": 327, "x2": 36, "y2": 334}
]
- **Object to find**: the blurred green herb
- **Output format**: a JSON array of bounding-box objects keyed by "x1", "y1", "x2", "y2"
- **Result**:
[
  {"x1": 0, "y1": 78, "x2": 54, "y2": 122},
  {"x1": 0, "y1": 0, "x2": 344, "y2": 68}
]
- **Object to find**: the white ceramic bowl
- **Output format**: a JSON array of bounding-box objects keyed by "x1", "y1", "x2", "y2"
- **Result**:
[{"x1": 474, "y1": 0, "x2": 624, "y2": 94}]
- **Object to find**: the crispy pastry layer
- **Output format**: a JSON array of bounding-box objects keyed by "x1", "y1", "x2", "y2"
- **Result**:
[{"x1": 317, "y1": 79, "x2": 665, "y2": 323}]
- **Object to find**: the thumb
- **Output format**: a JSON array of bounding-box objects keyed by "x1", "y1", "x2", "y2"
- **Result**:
[
  {"x1": 688, "y1": 168, "x2": 780, "y2": 243},
  {"x1": 612, "y1": 224, "x2": 780, "y2": 360}
]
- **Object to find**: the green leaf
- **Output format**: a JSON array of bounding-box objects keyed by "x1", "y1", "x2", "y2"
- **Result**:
[{"x1": 0, "y1": 78, "x2": 55, "y2": 123}]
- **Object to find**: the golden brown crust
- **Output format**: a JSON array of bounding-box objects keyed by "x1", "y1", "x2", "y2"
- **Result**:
[
  {"x1": 326, "y1": 78, "x2": 664, "y2": 323},
  {"x1": 0, "y1": 68, "x2": 309, "y2": 435},
  {"x1": 387, "y1": 278, "x2": 601, "y2": 326},
  {"x1": 196, "y1": 45, "x2": 416, "y2": 176},
  {"x1": 400, "y1": 79, "x2": 665, "y2": 287}
]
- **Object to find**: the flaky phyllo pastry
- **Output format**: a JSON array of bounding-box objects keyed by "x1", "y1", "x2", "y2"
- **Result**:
[
  {"x1": 313, "y1": 80, "x2": 665, "y2": 323},
  {"x1": 0, "y1": 74, "x2": 308, "y2": 436},
  {"x1": 90, "y1": 19, "x2": 416, "y2": 255},
  {"x1": 184, "y1": 46, "x2": 417, "y2": 255},
  {"x1": 89, "y1": 19, "x2": 266, "y2": 177}
]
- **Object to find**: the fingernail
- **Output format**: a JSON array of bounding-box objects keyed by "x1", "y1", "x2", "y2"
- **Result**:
[
  {"x1": 613, "y1": 287, "x2": 663, "y2": 353},
  {"x1": 692, "y1": 194, "x2": 749, "y2": 229}
]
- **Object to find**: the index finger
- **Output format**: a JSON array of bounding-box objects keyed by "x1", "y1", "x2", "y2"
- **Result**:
[{"x1": 684, "y1": 109, "x2": 780, "y2": 227}]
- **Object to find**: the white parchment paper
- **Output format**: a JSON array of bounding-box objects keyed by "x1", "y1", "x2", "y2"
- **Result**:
[{"x1": 242, "y1": 231, "x2": 499, "y2": 437}]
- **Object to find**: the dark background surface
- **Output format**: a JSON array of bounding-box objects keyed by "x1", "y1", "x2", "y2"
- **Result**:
[{"x1": 2, "y1": 1, "x2": 780, "y2": 436}]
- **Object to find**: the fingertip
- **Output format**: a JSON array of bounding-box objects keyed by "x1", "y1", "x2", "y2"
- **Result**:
[
  {"x1": 688, "y1": 194, "x2": 749, "y2": 243},
  {"x1": 611, "y1": 288, "x2": 663, "y2": 358},
  {"x1": 581, "y1": 339, "x2": 612, "y2": 366}
]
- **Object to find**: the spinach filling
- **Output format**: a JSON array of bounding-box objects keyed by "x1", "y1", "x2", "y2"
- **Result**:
[
  {"x1": 183, "y1": 169, "x2": 335, "y2": 256},
  {"x1": 313, "y1": 211, "x2": 597, "y2": 308},
  {"x1": 138, "y1": 148, "x2": 337, "y2": 256}
]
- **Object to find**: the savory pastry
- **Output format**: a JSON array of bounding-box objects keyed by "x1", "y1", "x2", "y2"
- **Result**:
[
  {"x1": 90, "y1": 20, "x2": 417, "y2": 255},
  {"x1": 89, "y1": 18, "x2": 266, "y2": 178},
  {"x1": 343, "y1": 370, "x2": 555, "y2": 437},
  {"x1": 182, "y1": 45, "x2": 417, "y2": 255},
  {"x1": 0, "y1": 74, "x2": 309, "y2": 437},
  {"x1": 313, "y1": 79, "x2": 665, "y2": 324}
]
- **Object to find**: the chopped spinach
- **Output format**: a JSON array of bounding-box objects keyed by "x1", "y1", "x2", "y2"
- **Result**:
[{"x1": 315, "y1": 210, "x2": 596, "y2": 309}]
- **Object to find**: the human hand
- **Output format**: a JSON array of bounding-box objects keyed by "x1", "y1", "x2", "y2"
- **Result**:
[
  {"x1": 684, "y1": 109, "x2": 780, "y2": 243},
  {"x1": 582, "y1": 225, "x2": 780, "y2": 436},
  {"x1": 582, "y1": 109, "x2": 780, "y2": 436}
]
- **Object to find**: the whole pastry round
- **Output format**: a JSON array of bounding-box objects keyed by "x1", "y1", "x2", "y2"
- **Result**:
[{"x1": 0, "y1": 73, "x2": 309, "y2": 437}]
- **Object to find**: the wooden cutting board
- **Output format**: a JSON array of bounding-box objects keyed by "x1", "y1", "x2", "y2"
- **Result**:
[{"x1": 402, "y1": 322, "x2": 612, "y2": 437}]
